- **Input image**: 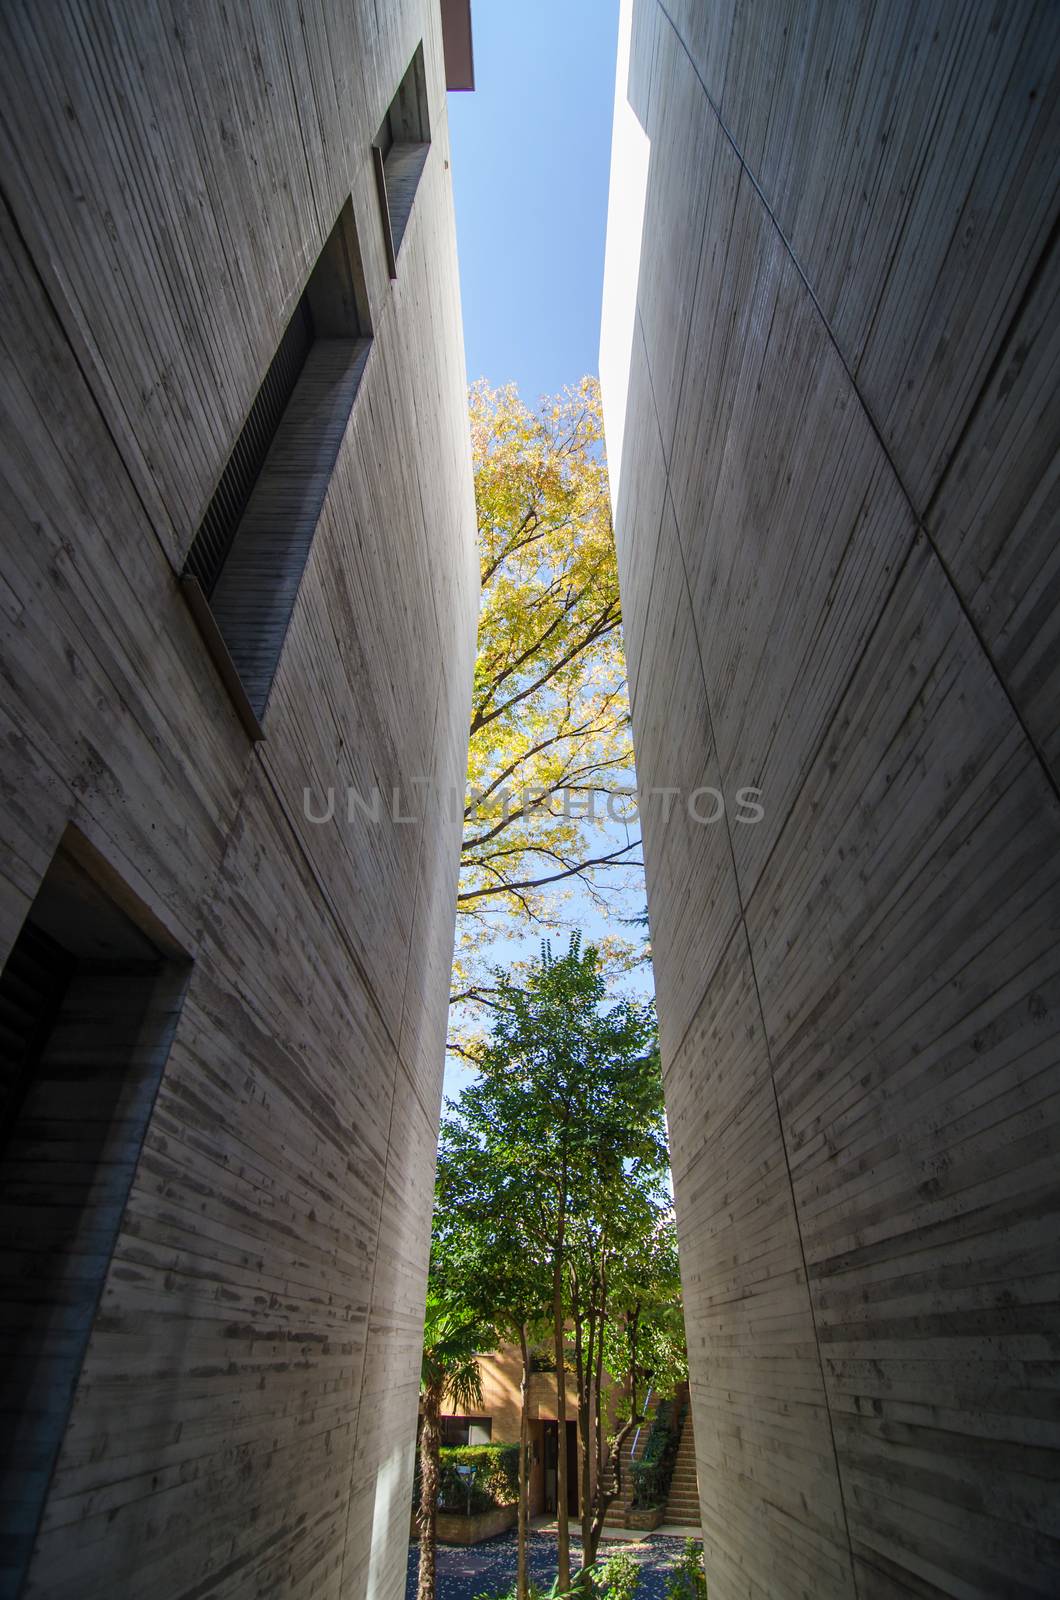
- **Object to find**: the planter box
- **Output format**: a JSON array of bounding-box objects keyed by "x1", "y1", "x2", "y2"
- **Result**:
[
  {"x1": 625, "y1": 1506, "x2": 665, "y2": 1531},
  {"x1": 436, "y1": 1506, "x2": 518, "y2": 1546}
]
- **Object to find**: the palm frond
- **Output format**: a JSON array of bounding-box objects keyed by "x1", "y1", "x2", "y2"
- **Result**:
[
  {"x1": 421, "y1": 1294, "x2": 494, "y2": 1402},
  {"x1": 444, "y1": 1353, "x2": 484, "y2": 1414}
]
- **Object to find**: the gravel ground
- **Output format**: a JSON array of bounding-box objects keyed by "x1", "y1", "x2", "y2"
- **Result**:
[{"x1": 406, "y1": 1529, "x2": 695, "y2": 1600}]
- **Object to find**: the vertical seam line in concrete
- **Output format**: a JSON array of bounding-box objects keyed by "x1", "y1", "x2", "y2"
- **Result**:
[
  {"x1": 255, "y1": 745, "x2": 402, "y2": 1059},
  {"x1": 336, "y1": 676, "x2": 440, "y2": 1598},
  {"x1": 337, "y1": 1038, "x2": 403, "y2": 1600},
  {"x1": 656, "y1": 530, "x2": 921, "y2": 1085},
  {"x1": 625, "y1": 320, "x2": 673, "y2": 715},
  {"x1": 635, "y1": 308, "x2": 862, "y2": 1594},
  {"x1": 254, "y1": 743, "x2": 418, "y2": 1594},
  {"x1": 923, "y1": 203, "x2": 1060, "y2": 525},
  {"x1": 0, "y1": 184, "x2": 179, "y2": 575},
  {"x1": 652, "y1": 0, "x2": 1060, "y2": 811},
  {"x1": 396, "y1": 679, "x2": 445, "y2": 1114},
  {"x1": 272, "y1": 4, "x2": 326, "y2": 245}
]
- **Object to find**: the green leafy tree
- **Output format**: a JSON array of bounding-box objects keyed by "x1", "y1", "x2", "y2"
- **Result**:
[
  {"x1": 562, "y1": 1086, "x2": 676, "y2": 1560},
  {"x1": 439, "y1": 936, "x2": 663, "y2": 1591},
  {"x1": 453, "y1": 381, "x2": 644, "y2": 1033},
  {"x1": 600, "y1": 1217, "x2": 687, "y2": 1438},
  {"x1": 434, "y1": 1143, "x2": 551, "y2": 1600},
  {"x1": 572, "y1": 1209, "x2": 686, "y2": 1561}
]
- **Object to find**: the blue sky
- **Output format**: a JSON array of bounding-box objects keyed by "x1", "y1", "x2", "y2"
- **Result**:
[
  {"x1": 442, "y1": 2, "x2": 655, "y2": 1104},
  {"x1": 448, "y1": 0, "x2": 620, "y2": 402}
]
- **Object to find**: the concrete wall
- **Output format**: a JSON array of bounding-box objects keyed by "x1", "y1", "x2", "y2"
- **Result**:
[
  {"x1": 601, "y1": 2, "x2": 1060, "y2": 1595},
  {"x1": 0, "y1": 1, "x2": 477, "y2": 1595}
]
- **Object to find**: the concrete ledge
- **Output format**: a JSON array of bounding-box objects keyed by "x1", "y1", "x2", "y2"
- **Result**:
[{"x1": 437, "y1": 1506, "x2": 519, "y2": 1545}]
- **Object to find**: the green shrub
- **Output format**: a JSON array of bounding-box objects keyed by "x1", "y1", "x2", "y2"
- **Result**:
[
  {"x1": 549, "y1": 1565, "x2": 606, "y2": 1600},
  {"x1": 472, "y1": 1587, "x2": 543, "y2": 1600},
  {"x1": 664, "y1": 1539, "x2": 707, "y2": 1600},
  {"x1": 438, "y1": 1443, "x2": 520, "y2": 1513},
  {"x1": 473, "y1": 1565, "x2": 608, "y2": 1600},
  {"x1": 600, "y1": 1548, "x2": 640, "y2": 1600}
]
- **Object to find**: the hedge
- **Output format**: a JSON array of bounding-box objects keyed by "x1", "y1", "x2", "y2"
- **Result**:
[{"x1": 431, "y1": 1444, "x2": 521, "y2": 1514}]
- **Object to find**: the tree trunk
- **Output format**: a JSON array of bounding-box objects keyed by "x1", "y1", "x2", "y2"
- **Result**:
[
  {"x1": 593, "y1": 1301, "x2": 605, "y2": 1525},
  {"x1": 518, "y1": 1322, "x2": 531, "y2": 1600},
  {"x1": 553, "y1": 1254, "x2": 570, "y2": 1593},
  {"x1": 588, "y1": 1419, "x2": 634, "y2": 1558},
  {"x1": 586, "y1": 1277, "x2": 607, "y2": 1564},
  {"x1": 587, "y1": 1306, "x2": 640, "y2": 1561},
  {"x1": 416, "y1": 1389, "x2": 441, "y2": 1600},
  {"x1": 576, "y1": 1308, "x2": 592, "y2": 1555}
]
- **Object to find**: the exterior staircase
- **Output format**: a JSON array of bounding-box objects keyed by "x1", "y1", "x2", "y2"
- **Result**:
[
  {"x1": 602, "y1": 1392, "x2": 659, "y2": 1529},
  {"x1": 663, "y1": 1406, "x2": 700, "y2": 1527}
]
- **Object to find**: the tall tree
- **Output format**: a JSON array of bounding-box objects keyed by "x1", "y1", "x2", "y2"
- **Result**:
[
  {"x1": 417, "y1": 1294, "x2": 493, "y2": 1600},
  {"x1": 561, "y1": 1063, "x2": 673, "y2": 1561},
  {"x1": 440, "y1": 936, "x2": 662, "y2": 1590},
  {"x1": 453, "y1": 381, "x2": 643, "y2": 1024},
  {"x1": 433, "y1": 1138, "x2": 551, "y2": 1600}
]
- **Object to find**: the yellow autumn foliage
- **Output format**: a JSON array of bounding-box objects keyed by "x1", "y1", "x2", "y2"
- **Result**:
[{"x1": 452, "y1": 378, "x2": 641, "y2": 1009}]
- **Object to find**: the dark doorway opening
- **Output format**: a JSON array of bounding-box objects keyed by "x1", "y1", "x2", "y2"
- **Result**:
[
  {"x1": 0, "y1": 831, "x2": 188, "y2": 1595},
  {"x1": 541, "y1": 1419, "x2": 579, "y2": 1517}
]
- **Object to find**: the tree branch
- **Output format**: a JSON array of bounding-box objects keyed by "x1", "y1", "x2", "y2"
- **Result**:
[
  {"x1": 457, "y1": 841, "x2": 644, "y2": 904},
  {"x1": 471, "y1": 602, "x2": 622, "y2": 736}
]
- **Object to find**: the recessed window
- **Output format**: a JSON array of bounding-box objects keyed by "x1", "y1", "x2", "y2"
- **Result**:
[
  {"x1": 372, "y1": 44, "x2": 430, "y2": 277},
  {"x1": 182, "y1": 198, "x2": 372, "y2": 737},
  {"x1": 440, "y1": 1416, "x2": 493, "y2": 1447},
  {"x1": 0, "y1": 832, "x2": 189, "y2": 1593}
]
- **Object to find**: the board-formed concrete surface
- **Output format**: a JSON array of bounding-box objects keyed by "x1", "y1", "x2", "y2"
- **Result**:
[
  {"x1": 601, "y1": 1, "x2": 1060, "y2": 1595},
  {"x1": 0, "y1": 3, "x2": 477, "y2": 1595}
]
